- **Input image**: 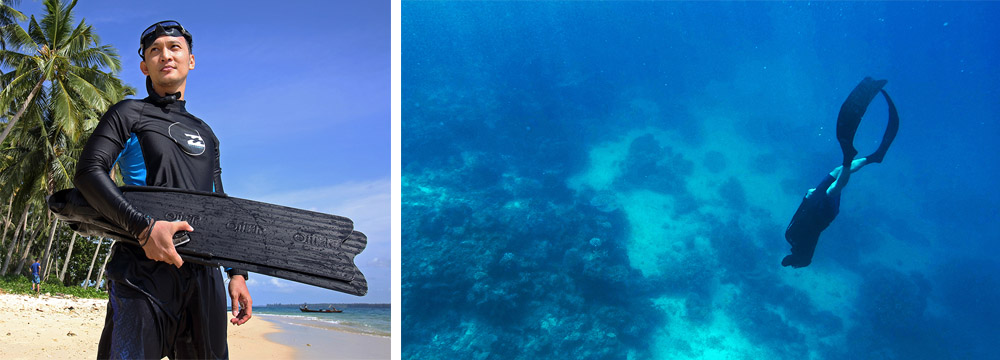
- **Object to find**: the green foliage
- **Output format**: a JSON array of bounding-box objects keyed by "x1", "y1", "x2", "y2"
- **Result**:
[
  {"x1": 0, "y1": 273, "x2": 107, "y2": 299},
  {"x1": 0, "y1": 0, "x2": 131, "y2": 282}
]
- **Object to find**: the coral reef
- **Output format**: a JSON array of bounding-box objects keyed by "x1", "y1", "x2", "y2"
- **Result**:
[
  {"x1": 403, "y1": 149, "x2": 663, "y2": 359},
  {"x1": 615, "y1": 134, "x2": 694, "y2": 195}
]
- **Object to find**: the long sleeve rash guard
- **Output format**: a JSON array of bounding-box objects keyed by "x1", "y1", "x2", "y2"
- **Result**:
[{"x1": 74, "y1": 92, "x2": 223, "y2": 239}]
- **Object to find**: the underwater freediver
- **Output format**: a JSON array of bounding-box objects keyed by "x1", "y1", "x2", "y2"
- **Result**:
[{"x1": 782, "y1": 77, "x2": 899, "y2": 268}]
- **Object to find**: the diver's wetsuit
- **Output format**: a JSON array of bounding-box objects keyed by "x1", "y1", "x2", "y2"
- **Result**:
[
  {"x1": 782, "y1": 175, "x2": 840, "y2": 268},
  {"x1": 75, "y1": 82, "x2": 230, "y2": 359}
]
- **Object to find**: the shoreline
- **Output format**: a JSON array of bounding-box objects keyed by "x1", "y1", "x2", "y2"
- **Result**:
[
  {"x1": 258, "y1": 314, "x2": 392, "y2": 359},
  {"x1": 253, "y1": 311, "x2": 391, "y2": 339}
]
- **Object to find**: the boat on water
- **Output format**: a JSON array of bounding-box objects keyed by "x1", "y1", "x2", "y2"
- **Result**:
[{"x1": 300, "y1": 304, "x2": 343, "y2": 313}]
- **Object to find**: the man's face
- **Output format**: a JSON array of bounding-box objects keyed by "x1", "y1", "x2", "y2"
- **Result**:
[{"x1": 140, "y1": 35, "x2": 195, "y2": 87}]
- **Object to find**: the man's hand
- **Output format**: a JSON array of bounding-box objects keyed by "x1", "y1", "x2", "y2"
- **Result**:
[
  {"x1": 140, "y1": 220, "x2": 190, "y2": 268},
  {"x1": 229, "y1": 275, "x2": 253, "y2": 326}
]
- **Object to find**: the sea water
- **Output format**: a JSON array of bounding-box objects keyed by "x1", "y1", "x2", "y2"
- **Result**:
[{"x1": 250, "y1": 304, "x2": 390, "y2": 338}]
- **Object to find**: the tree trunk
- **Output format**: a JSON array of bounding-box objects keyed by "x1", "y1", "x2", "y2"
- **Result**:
[
  {"x1": 84, "y1": 237, "x2": 103, "y2": 288},
  {"x1": 40, "y1": 219, "x2": 58, "y2": 281},
  {"x1": 14, "y1": 219, "x2": 42, "y2": 275},
  {"x1": 0, "y1": 201, "x2": 31, "y2": 276},
  {"x1": 0, "y1": 194, "x2": 13, "y2": 250},
  {"x1": 59, "y1": 232, "x2": 77, "y2": 282},
  {"x1": 0, "y1": 76, "x2": 45, "y2": 147},
  {"x1": 44, "y1": 249, "x2": 54, "y2": 281},
  {"x1": 48, "y1": 234, "x2": 63, "y2": 283},
  {"x1": 95, "y1": 240, "x2": 114, "y2": 290}
]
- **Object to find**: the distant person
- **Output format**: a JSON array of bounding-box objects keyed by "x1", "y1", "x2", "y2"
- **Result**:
[
  {"x1": 782, "y1": 77, "x2": 899, "y2": 268},
  {"x1": 29, "y1": 259, "x2": 41, "y2": 294}
]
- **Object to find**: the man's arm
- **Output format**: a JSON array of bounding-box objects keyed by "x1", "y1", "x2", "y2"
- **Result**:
[
  {"x1": 74, "y1": 105, "x2": 187, "y2": 268},
  {"x1": 212, "y1": 136, "x2": 224, "y2": 194},
  {"x1": 211, "y1": 137, "x2": 252, "y2": 325},
  {"x1": 75, "y1": 106, "x2": 151, "y2": 239},
  {"x1": 229, "y1": 274, "x2": 253, "y2": 325},
  {"x1": 212, "y1": 136, "x2": 245, "y2": 278}
]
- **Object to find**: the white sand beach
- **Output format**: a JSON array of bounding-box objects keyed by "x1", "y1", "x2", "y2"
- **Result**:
[{"x1": 0, "y1": 292, "x2": 392, "y2": 359}]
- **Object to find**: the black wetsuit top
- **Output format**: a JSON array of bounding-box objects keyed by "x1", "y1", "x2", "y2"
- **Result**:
[
  {"x1": 75, "y1": 94, "x2": 222, "y2": 238},
  {"x1": 783, "y1": 175, "x2": 841, "y2": 268},
  {"x1": 74, "y1": 85, "x2": 225, "y2": 278},
  {"x1": 76, "y1": 87, "x2": 232, "y2": 358}
]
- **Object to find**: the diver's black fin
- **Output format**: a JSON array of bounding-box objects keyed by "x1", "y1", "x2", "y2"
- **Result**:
[
  {"x1": 865, "y1": 89, "x2": 899, "y2": 163},
  {"x1": 837, "y1": 77, "x2": 888, "y2": 165},
  {"x1": 48, "y1": 186, "x2": 368, "y2": 296}
]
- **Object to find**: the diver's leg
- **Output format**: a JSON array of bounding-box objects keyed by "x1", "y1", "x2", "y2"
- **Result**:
[
  {"x1": 848, "y1": 158, "x2": 870, "y2": 173},
  {"x1": 826, "y1": 158, "x2": 871, "y2": 196}
]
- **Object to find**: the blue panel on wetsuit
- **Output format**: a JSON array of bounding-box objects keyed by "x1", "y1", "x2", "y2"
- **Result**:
[{"x1": 114, "y1": 134, "x2": 147, "y2": 186}]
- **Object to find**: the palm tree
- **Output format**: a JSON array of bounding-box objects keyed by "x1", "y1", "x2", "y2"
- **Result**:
[
  {"x1": 0, "y1": 197, "x2": 29, "y2": 275},
  {"x1": 10, "y1": 195, "x2": 43, "y2": 275},
  {"x1": 0, "y1": 0, "x2": 132, "y2": 277},
  {"x1": 0, "y1": 126, "x2": 42, "y2": 276},
  {"x1": 57, "y1": 231, "x2": 75, "y2": 281},
  {"x1": 94, "y1": 238, "x2": 113, "y2": 289},
  {"x1": 0, "y1": 0, "x2": 128, "y2": 148},
  {"x1": 0, "y1": 93, "x2": 47, "y2": 276},
  {"x1": 0, "y1": 0, "x2": 24, "y2": 263},
  {"x1": 83, "y1": 236, "x2": 102, "y2": 288},
  {"x1": 0, "y1": 193, "x2": 13, "y2": 249}
]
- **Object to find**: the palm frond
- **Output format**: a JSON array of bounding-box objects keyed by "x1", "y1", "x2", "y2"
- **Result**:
[
  {"x1": 0, "y1": 22, "x2": 37, "y2": 57},
  {"x1": 2, "y1": 0, "x2": 130, "y2": 218},
  {"x1": 26, "y1": 15, "x2": 46, "y2": 49}
]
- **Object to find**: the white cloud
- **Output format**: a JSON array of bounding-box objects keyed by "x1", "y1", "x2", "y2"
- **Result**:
[
  {"x1": 367, "y1": 257, "x2": 390, "y2": 269},
  {"x1": 269, "y1": 278, "x2": 290, "y2": 288},
  {"x1": 244, "y1": 178, "x2": 392, "y2": 302},
  {"x1": 249, "y1": 178, "x2": 390, "y2": 244}
]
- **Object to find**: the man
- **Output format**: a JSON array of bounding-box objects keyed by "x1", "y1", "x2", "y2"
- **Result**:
[
  {"x1": 29, "y1": 259, "x2": 41, "y2": 294},
  {"x1": 782, "y1": 157, "x2": 871, "y2": 268},
  {"x1": 74, "y1": 20, "x2": 251, "y2": 359},
  {"x1": 782, "y1": 77, "x2": 899, "y2": 268}
]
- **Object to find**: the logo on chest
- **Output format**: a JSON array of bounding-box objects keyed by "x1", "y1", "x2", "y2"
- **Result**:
[{"x1": 167, "y1": 122, "x2": 206, "y2": 156}]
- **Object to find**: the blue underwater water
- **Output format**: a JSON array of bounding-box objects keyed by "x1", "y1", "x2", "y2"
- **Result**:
[{"x1": 402, "y1": 2, "x2": 1000, "y2": 359}]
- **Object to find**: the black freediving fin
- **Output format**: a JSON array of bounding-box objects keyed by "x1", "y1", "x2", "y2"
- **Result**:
[
  {"x1": 47, "y1": 186, "x2": 369, "y2": 296},
  {"x1": 837, "y1": 77, "x2": 888, "y2": 165},
  {"x1": 865, "y1": 89, "x2": 899, "y2": 163},
  {"x1": 183, "y1": 231, "x2": 369, "y2": 296}
]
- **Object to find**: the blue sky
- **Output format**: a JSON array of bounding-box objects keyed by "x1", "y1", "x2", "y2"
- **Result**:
[{"x1": 14, "y1": 0, "x2": 391, "y2": 304}]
